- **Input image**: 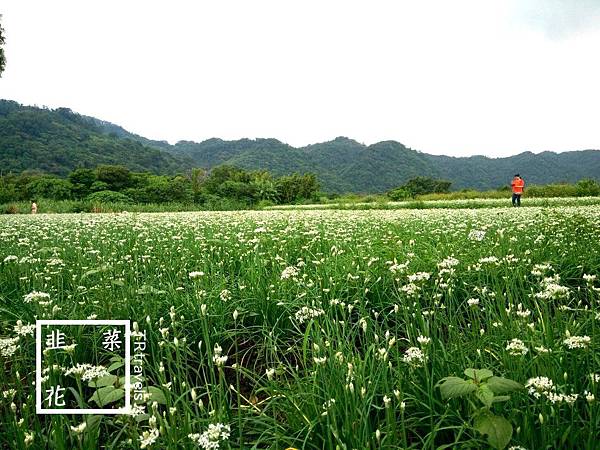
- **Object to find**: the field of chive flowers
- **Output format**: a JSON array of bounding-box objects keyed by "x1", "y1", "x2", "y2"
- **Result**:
[{"x1": 1, "y1": 204, "x2": 599, "y2": 449}]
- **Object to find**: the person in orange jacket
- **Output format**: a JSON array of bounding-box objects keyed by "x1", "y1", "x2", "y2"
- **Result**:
[{"x1": 511, "y1": 174, "x2": 525, "y2": 207}]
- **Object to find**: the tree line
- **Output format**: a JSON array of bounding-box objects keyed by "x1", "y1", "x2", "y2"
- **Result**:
[{"x1": 0, "y1": 165, "x2": 320, "y2": 207}]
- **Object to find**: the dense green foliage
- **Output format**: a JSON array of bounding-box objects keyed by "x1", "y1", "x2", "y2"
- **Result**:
[
  {"x1": 0, "y1": 100, "x2": 193, "y2": 175},
  {"x1": 0, "y1": 163, "x2": 319, "y2": 211},
  {"x1": 1, "y1": 205, "x2": 599, "y2": 448},
  {"x1": 2, "y1": 101, "x2": 599, "y2": 193},
  {"x1": 387, "y1": 176, "x2": 452, "y2": 200}
]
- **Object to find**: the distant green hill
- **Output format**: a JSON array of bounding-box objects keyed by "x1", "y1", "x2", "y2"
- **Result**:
[
  {"x1": 1, "y1": 100, "x2": 599, "y2": 192},
  {"x1": 0, "y1": 100, "x2": 192, "y2": 176}
]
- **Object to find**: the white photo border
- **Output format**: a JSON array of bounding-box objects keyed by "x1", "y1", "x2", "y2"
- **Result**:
[{"x1": 36, "y1": 319, "x2": 131, "y2": 415}]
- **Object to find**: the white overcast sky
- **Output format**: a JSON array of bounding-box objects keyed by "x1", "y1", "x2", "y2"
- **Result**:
[{"x1": 1, "y1": 0, "x2": 599, "y2": 157}]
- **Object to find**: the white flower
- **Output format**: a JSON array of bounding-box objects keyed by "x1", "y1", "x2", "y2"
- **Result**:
[
  {"x1": 70, "y1": 421, "x2": 87, "y2": 434},
  {"x1": 24, "y1": 432, "x2": 34, "y2": 447},
  {"x1": 189, "y1": 271, "x2": 204, "y2": 279},
  {"x1": 294, "y1": 306, "x2": 325, "y2": 324},
  {"x1": 3, "y1": 255, "x2": 18, "y2": 263},
  {"x1": 383, "y1": 395, "x2": 391, "y2": 408},
  {"x1": 416, "y1": 335, "x2": 431, "y2": 346},
  {"x1": 583, "y1": 273, "x2": 596, "y2": 283},
  {"x1": 525, "y1": 376, "x2": 555, "y2": 400},
  {"x1": 189, "y1": 423, "x2": 231, "y2": 449},
  {"x1": 468, "y1": 229, "x2": 486, "y2": 241},
  {"x1": 64, "y1": 364, "x2": 110, "y2": 381},
  {"x1": 506, "y1": 338, "x2": 528, "y2": 356},
  {"x1": 467, "y1": 298, "x2": 479, "y2": 307},
  {"x1": 563, "y1": 335, "x2": 591, "y2": 349},
  {"x1": 219, "y1": 289, "x2": 232, "y2": 302},
  {"x1": 402, "y1": 347, "x2": 426, "y2": 367},
  {"x1": 313, "y1": 356, "x2": 327, "y2": 365},
  {"x1": 212, "y1": 344, "x2": 228, "y2": 368},
  {"x1": 139, "y1": 428, "x2": 159, "y2": 448},
  {"x1": 535, "y1": 280, "x2": 570, "y2": 301},
  {"x1": 407, "y1": 272, "x2": 431, "y2": 283},
  {"x1": 280, "y1": 266, "x2": 299, "y2": 280},
  {"x1": 23, "y1": 291, "x2": 50, "y2": 303},
  {"x1": 0, "y1": 337, "x2": 20, "y2": 357},
  {"x1": 13, "y1": 320, "x2": 35, "y2": 336}
]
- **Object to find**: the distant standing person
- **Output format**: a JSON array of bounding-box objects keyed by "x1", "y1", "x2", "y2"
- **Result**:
[
  {"x1": 31, "y1": 201, "x2": 37, "y2": 214},
  {"x1": 511, "y1": 174, "x2": 524, "y2": 207}
]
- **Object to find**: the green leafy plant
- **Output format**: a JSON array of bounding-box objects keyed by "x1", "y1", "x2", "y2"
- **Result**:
[{"x1": 436, "y1": 368, "x2": 522, "y2": 450}]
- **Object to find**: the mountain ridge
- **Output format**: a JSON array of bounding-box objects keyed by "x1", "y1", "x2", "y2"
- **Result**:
[{"x1": 1, "y1": 100, "x2": 599, "y2": 192}]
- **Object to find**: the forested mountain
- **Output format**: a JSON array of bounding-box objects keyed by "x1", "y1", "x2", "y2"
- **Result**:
[
  {"x1": 0, "y1": 100, "x2": 192, "y2": 175},
  {"x1": 1, "y1": 100, "x2": 599, "y2": 192}
]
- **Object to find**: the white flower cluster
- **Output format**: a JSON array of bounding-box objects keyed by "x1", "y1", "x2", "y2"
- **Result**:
[
  {"x1": 417, "y1": 335, "x2": 431, "y2": 346},
  {"x1": 280, "y1": 266, "x2": 299, "y2": 280},
  {"x1": 139, "y1": 428, "x2": 159, "y2": 448},
  {"x1": 0, "y1": 337, "x2": 20, "y2": 358},
  {"x1": 13, "y1": 320, "x2": 35, "y2": 336},
  {"x1": 3, "y1": 255, "x2": 18, "y2": 263},
  {"x1": 294, "y1": 306, "x2": 325, "y2": 324},
  {"x1": 531, "y1": 263, "x2": 552, "y2": 277},
  {"x1": 514, "y1": 303, "x2": 531, "y2": 319},
  {"x1": 188, "y1": 423, "x2": 231, "y2": 450},
  {"x1": 582, "y1": 273, "x2": 596, "y2": 284},
  {"x1": 478, "y1": 256, "x2": 499, "y2": 265},
  {"x1": 189, "y1": 271, "x2": 204, "y2": 279},
  {"x1": 437, "y1": 256, "x2": 459, "y2": 269},
  {"x1": 468, "y1": 229, "x2": 486, "y2": 241},
  {"x1": 525, "y1": 376, "x2": 554, "y2": 397},
  {"x1": 388, "y1": 260, "x2": 408, "y2": 274},
  {"x1": 212, "y1": 344, "x2": 228, "y2": 367},
  {"x1": 525, "y1": 377, "x2": 579, "y2": 404},
  {"x1": 506, "y1": 338, "x2": 528, "y2": 356},
  {"x1": 563, "y1": 335, "x2": 591, "y2": 349},
  {"x1": 23, "y1": 291, "x2": 50, "y2": 303},
  {"x1": 219, "y1": 289, "x2": 231, "y2": 302},
  {"x1": 534, "y1": 275, "x2": 570, "y2": 301},
  {"x1": 402, "y1": 347, "x2": 426, "y2": 367},
  {"x1": 407, "y1": 272, "x2": 431, "y2": 283},
  {"x1": 64, "y1": 363, "x2": 110, "y2": 381},
  {"x1": 467, "y1": 298, "x2": 480, "y2": 307}
]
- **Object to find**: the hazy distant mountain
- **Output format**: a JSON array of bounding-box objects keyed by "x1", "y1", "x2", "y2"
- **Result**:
[{"x1": 1, "y1": 100, "x2": 599, "y2": 192}]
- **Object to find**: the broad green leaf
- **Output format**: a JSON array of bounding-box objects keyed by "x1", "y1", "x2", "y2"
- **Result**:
[
  {"x1": 475, "y1": 384, "x2": 494, "y2": 408},
  {"x1": 486, "y1": 377, "x2": 523, "y2": 394},
  {"x1": 67, "y1": 386, "x2": 86, "y2": 408},
  {"x1": 89, "y1": 386, "x2": 125, "y2": 407},
  {"x1": 84, "y1": 415, "x2": 103, "y2": 433},
  {"x1": 88, "y1": 374, "x2": 117, "y2": 388},
  {"x1": 464, "y1": 368, "x2": 494, "y2": 381},
  {"x1": 147, "y1": 386, "x2": 167, "y2": 405},
  {"x1": 474, "y1": 413, "x2": 513, "y2": 450},
  {"x1": 437, "y1": 377, "x2": 477, "y2": 400},
  {"x1": 491, "y1": 395, "x2": 511, "y2": 403},
  {"x1": 107, "y1": 361, "x2": 125, "y2": 373}
]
